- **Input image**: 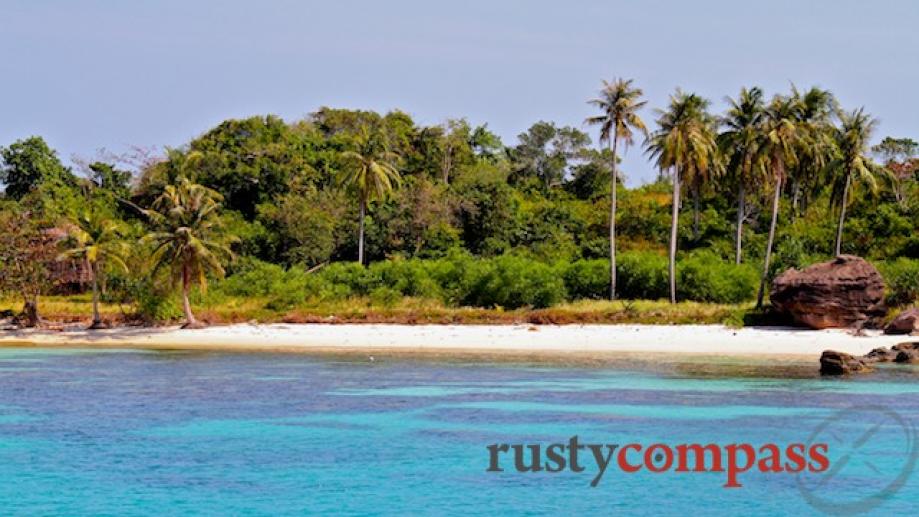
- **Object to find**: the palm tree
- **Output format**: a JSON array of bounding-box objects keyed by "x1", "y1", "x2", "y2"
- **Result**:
[
  {"x1": 829, "y1": 107, "x2": 881, "y2": 256},
  {"x1": 585, "y1": 78, "x2": 648, "y2": 300},
  {"x1": 58, "y1": 210, "x2": 129, "y2": 329},
  {"x1": 720, "y1": 87, "x2": 766, "y2": 264},
  {"x1": 142, "y1": 177, "x2": 234, "y2": 328},
  {"x1": 646, "y1": 91, "x2": 720, "y2": 303},
  {"x1": 788, "y1": 86, "x2": 837, "y2": 216},
  {"x1": 755, "y1": 95, "x2": 803, "y2": 309},
  {"x1": 339, "y1": 126, "x2": 401, "y2": 264}
]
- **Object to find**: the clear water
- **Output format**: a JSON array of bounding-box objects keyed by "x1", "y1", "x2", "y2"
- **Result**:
[{"x1": 1, "y1": 347, "x2": 918, "y2": 516}]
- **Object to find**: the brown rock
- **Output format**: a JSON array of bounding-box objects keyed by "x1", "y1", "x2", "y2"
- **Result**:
[
  {"x1": 820, "y1": 350, "x2": 871, "y2": 375},
  {"x1": 771, "y1": 255, "x2": 886, "y2": 329},
  {"x1": 894, "y1": 351, "x2": 918, "y2": 363},
  {"x1": 885, "y1": 308, "x2": 919, "y2": 335},
  {"x1": 864, "y1": 347, "x2": 895, "y2": 363}
]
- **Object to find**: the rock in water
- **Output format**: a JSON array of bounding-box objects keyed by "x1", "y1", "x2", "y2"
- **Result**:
[
  {"x1": 885, "y1": 308, "x2": 919, "y2": 335},
  {"x1": 770, "y1": 255, "x2": 886, "y2": 329},
  {"x1": 819, "y1": 350, "x2": 870, "y2": 375}
]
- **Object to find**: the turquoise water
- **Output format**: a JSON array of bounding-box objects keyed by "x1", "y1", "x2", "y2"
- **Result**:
[{"x1": 1, "y1": 348, "x2": 918, "y2": 515}]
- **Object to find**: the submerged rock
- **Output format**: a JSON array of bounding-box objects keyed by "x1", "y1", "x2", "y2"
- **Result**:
[
  {"x1": 771, "y1": 255, "x2": 886, "y2": 330},
  {"x1": 885, "y1": 308, "x2": 919, "y2": 335},
  {"x1": 819, "y1": 350, "x2": 871, "y2": 375}
]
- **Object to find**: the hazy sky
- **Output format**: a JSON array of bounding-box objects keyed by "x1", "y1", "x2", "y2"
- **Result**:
[{"x1": 2, "y1": 0, "x2": 917, "y2": 185}]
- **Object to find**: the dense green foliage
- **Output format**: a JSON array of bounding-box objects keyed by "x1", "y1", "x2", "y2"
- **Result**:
[{"x1": 1, "y1": 82, "x2": 917, "y2": 324}]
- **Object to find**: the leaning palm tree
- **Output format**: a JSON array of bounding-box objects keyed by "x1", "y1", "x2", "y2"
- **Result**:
[
  {"x1": 142, "y1": 177, "x2": 234, "y2": 328},
  {"x1": 585, "y1": 78, "x2": 648, "y2": 300},
  {"x1": 338, "y1": 126, "x2": 402, "y2": 264},
  {"x1": 720, "y1": 86, "x2": 766, "y2": 264},
  {"x1": 58, "y1": 210, "x2": 130, "y2": 329},
  {"x1": 829, "y1": 107, "x2": 881, "y2": 256},
  {"x1": 646, "y1": 90, "x2": 720, "y2": 304},
  {"x1": 755, "y1": 95, "x2": 803, "y2": 309}
]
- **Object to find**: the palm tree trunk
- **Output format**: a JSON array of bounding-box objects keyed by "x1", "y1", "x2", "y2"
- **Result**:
[
  {"x1": 834, "y1": 172, "x2": 851, "y2": 256},
  {"x1": 669, "y1": 168, "x2": 680, "y2": 304},
  {"x1": 89, "y1": 261, "x2": 103, "y2": 328},
  {"x1": 735, "y1": 182, "x2": 745, "y2": 265},
  {"x1": 756, "y1": 175, "x2": 783, "y2": 309},
  {"x1": 692, "y1": 182, "x2": 700, "y2": 242},
  {"x1": 358, "y1": 198, "x2": 366, "y2": 265},
  {"x1": 181, "y1": 263, "x2": 198, "y2": 328},
  {"x1": 609, "y1": 137, "x2": 618, "y2": 301}
]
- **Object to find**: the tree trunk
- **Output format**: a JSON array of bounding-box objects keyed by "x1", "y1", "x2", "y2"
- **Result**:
[
  {"x1": 735, "y1": 182, "x2": 745, "y2": 265},
  {"x1": 88, "y1": 261, "x2": 106, "y2": 329},
  {"x1": 692, "y1": 182, "x2": 700, "y2": 243},
  {"x1": 181, "y1": 263, "x2": 201, "y2": 329},
  {"x1": 609, "y1": 137, "x2": 618, "y2": 300},
  {"x1": 19, "y1": 297, "x2": 40, "y2": 328},
  {"x1": 756, "y1": 174, "x2": 783, "y2": 309},
  {"x1": 358, "y1": 198, "x2": 366, "y2": 265},
  {"x1": 669, "y1": 168, "x2": 680, "y2": 304},
  {"x1": 834, "y1": 172, "x2": 851, "y2": 256}
]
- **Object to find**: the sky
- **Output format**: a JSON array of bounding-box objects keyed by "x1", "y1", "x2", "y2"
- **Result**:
[{"x1": 1, "y1": 0, "x2": 917, "y2": 186}]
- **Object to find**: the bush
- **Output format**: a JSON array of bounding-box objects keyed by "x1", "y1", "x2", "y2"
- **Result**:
[
  {"x1": 460, "y1": 255, "x2": 566, "y2": 309},
  {"x1": 617, "y1": 252, "x2": 669, "y2": 300},
  {"x1": 878, "y1": 258, "x2": 919, "y2": 306},
  {"x1": 677, "y1": 250, "x2": 758, "y2": 303},
  {"x1": 133, "y1": 280, "x2": 182, "y2": 322},
  {"x1": 564, "y1": 259, "x2": 609, "y2": 300}
]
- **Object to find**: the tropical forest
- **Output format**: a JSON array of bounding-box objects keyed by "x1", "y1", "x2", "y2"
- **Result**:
[{"x1": 1, "y1": 82, "x2": 917, "y2": 327}]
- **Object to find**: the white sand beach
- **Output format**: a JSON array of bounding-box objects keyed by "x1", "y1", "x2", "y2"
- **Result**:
[{"x1": 0, "y1": 323, "x2": 912, "y2": 359}]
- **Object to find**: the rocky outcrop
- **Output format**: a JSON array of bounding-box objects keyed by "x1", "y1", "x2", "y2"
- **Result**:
[
  {"x1": 820, "y1": 351, "x2": 870, "y2": 375},
  {"x1": 771, "y1": 255, "x2": 886, "y2": 329},
  {"x1": 821, "y1": 342, "x2": 919, "y2": 374},
  {"x1": 885, "y1": 308, "x2": 919, "y2": 335}
]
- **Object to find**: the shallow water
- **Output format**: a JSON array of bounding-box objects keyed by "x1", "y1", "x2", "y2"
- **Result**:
[{"x1": 1, "y1": 347, "x2": 917, "y2": 515}]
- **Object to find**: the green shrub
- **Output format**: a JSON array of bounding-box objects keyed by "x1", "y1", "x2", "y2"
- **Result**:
[
  {"x1": 133, "y1": 280, "x2": 182, "y2": 322},
  {"x1": 878, "y1": 258, "x2": 919, "y2": 306},
  {"x1": 564, "y1": 259, "x2": 609, "y2": 300},
  {"x1": 461, "y1": 255, "x2": 566, "y2": 309},
  {"x1": 677, "y1": 250, "x2": 758, "y2": 303},
  {"x1": 617, "y1": 252, "x2": 669, "y2": 300}
]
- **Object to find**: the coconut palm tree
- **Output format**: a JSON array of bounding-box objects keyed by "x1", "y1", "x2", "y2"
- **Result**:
[
  {"x1": 585, "y1": 78, "x2": 649, "y2": 300},
  {"x1": 755, "y1": 95, "x2": 803, "y2": 309},
  {"x1": 58, "y1": 210, "x2": 129, "y2": 329},
  {"x1": 646, "y1": 90, "x2": 720, "y2": 303},
  {"x1": 829, "y1": 107, "x2": 881, "y2": 256},
  {"x1": 720, "y1": 86, "x2": 766, "y2": 264},
  {"x1": 788, "y1": 86, "x2": 837, "y2": 216},
  {"x1": 338, "y1": 126, "x2": 401, "y2": 264},
  {"x1": 142, "y1": 177, "x2": 234, "y2": 328}
]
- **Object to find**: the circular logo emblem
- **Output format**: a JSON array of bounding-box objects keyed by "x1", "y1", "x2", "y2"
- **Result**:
[{"x1": 797, "y1": 405, "x2": 918, "y2": 515}]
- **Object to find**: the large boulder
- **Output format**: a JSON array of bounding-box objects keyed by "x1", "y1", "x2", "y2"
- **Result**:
[
  {"x1": 885, "y1": 308, "x2": 919, "y2": 335},
  {"x1": 770, "y1": 255, "x2": 886, "y2": 329}
]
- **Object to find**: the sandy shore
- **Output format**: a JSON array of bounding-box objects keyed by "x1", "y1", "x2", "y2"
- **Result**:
[{"x1": 0, "y1": 323, "x2": 912, "y2": 360}]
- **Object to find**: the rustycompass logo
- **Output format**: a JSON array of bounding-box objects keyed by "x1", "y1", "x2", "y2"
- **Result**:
[{"x1": 797, "y1": 405, "x2": 919, "y2": 515}]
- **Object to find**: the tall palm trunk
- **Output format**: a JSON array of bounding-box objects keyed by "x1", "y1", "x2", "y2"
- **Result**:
[
  {"x1": 608, "y1": 137, "x2": 619, "y2": 300},
  {"x1": 756, "y1": 169, "x2": 783, "y2": 309},
  {"x1": 692, "y1": 182, "x2": 701, "y2": 242},
  {"x1": 834, "y1": 172, "x2": 851, "y2": 256},
  {"x1": 181, "y1": 263, "x2": 199, "y2": 328},
  {"x1": 735, "y1": 182, "x2": 745, "y2": 264},
  {"x1": 89, "y1": 261, "x2": 103, "y2": 329},
  {"x1": 358, "y1": 198, "x2": 366, "y2": 265},
  {"x1": 669, "y1": 168, "x2": 681, "y2": 304}
]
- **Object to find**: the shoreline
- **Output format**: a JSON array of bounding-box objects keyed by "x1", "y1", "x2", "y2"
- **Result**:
[{"x1": 0, "y1": 323, "x2": 910, "y2": 362}]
